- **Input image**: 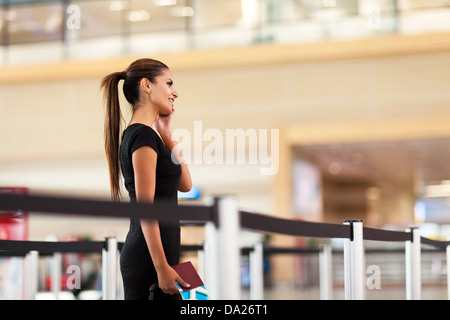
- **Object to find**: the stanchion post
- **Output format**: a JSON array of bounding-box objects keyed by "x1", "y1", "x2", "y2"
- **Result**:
[
  {"x1": 343, "y1": 228, "x2": 351, "y2": 300},
  {"x1": 343, "y1": 220, "x2": 365, "y2": 300},
  {"x1": 205, "y1": 196, "x2": 241, "y2": 300},
  {"x1": 447, "y1": 243, "x2": 450, "y2": 300},
  {"x1": 25, "y1": 250, "x2": 39, "y2": 300},
  {"x1": 217, "y1": 196, "x2": 240, "y2": 300},
  {"x1": 52, "y1": 252, "x2": 62, "y2": 299},
  {"x1": 319, "y1": 244, "x2": 333, "y2": 300},
  {"x1": 102, "y1": 237, "x2": 118, "y2": 300},
  {"x1": 405, "y1": 227, "x2": 421, "y2": 300},
  {"x1": 204, "y1": 221, "x2": 219, "y2": 299},
  {"x1": 249, "y1": 242, "x2": 263, "y2": 300}
]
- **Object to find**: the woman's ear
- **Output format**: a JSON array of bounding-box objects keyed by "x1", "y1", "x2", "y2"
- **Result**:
[{"x1": 140, "y1": 78, "x2": 152, "y2": 94}]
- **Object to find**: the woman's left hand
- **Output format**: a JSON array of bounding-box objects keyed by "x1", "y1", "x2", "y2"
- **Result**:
[{"x1": 155, "y1": 110, "x2": 174, "y2": 140}]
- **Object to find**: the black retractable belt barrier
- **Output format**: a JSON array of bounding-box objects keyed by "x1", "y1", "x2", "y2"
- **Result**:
[
  {"x1": 0, "y1": 193, "x2": 213, "y2": 223},
  {"x1": 421, "y1": 237, "x2": 450, "y2": 250},
  {"x1": 180, "y1": 244, "x2": 204, "y2": 252},
  {"x1": 240, "y1": 210, "x2": 350, "y2": 239},
  {"x1": 240, "y1": 246, "x2": 322, "y2": 256},
  {"x1": 0, "y1": 241, "x2": 203, "y2": 256},
  {"x1": 2, "y1": 192, "x2": 450, "y2": 301},
  {"x1": 1, "y1": 193, "x2": 450, "y2": 248},
  {"x1": 0, "y1": 239, "x2": 104, "y2": 256},
  {"x1": 362, "y1": 226, "x2": 411, "y2": 242}
]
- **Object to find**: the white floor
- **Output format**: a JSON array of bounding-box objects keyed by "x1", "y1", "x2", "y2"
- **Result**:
[{"x1": 243, "y1": 284, "x2": 448, "y2": 300}]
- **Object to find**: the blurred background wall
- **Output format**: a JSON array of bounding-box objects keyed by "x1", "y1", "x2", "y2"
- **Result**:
[{"x1": 0, "y1": 0, "x2": 450, "y2": 288}]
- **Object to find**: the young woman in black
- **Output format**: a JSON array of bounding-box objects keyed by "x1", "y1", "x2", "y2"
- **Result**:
[{"x1": 101, "y1": 58, "x2": 192, "y2": 300}]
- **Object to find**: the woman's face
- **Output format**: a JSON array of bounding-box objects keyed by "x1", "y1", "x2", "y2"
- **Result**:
[{"x1": 150, "y1": 68, "x2": 179, "y2": 116}]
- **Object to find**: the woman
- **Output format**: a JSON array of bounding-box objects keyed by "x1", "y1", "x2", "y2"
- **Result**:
[{"x1": 101, "y1": 58, "x2": 192, "y2": 300}]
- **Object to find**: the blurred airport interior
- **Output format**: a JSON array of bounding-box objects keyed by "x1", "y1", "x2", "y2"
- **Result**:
[{"x1": 0, "y1": 0, "x2": 450, "y2": 299}]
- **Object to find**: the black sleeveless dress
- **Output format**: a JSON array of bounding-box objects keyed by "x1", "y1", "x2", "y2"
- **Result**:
[{"x1": 119, "y1": 123, "x2": 181, "y2": 300}]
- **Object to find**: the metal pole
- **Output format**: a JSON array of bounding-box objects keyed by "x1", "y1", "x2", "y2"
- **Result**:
[
  {"x1": 215, "y1": 196, "x2": 241, "y2": 300},
  {"x1": 25, "y1": 250, "x2": 39, "y2": 300},
  {"x1": 249, "y1": 242, "x2": 263, "y2": 300},
  {"x1": 405, "y1": 227, "x2": 421, "y2": 300},
  {"x1": 352, "y1": 220, "x2": 365, "y2": 300},
  {"x1": 343, "y1": 220, "x2": 365, "y2": 300},
  {"x1": 343, "y1": 228, "x2": 351, "y2": 300},
  {"x1": 447, "y1": 244, "x2": 450, "y2": 300},
  {"x1": 319, "y1": 244, "x2": 333, "y2": 300},
  {"x1": 204, "y1": 221, "x2": 219, "y2": 299},
  {"x1": 102, "y1": 237, "x2": 118, "y2": 300},
  {"x1": 52, "y1": 252, "x2": 62, "y2": 299}
]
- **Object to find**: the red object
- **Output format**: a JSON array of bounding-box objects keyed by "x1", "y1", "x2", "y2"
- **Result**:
[
  {"x1": 0, "y1": 187, "x2": 28, "y2": 240},
  {"x1": 171, "y1": 261, "x2": 204, "y2": 292}
]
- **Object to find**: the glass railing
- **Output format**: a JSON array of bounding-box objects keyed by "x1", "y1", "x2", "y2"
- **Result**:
[{"x1": 0, "y1": 0, "x2": 449, "y2": 66}]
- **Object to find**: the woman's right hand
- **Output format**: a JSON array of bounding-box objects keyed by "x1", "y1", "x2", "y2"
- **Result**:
[{"x1": 157, "y1": 264, "x2": 190, "y2": 295}]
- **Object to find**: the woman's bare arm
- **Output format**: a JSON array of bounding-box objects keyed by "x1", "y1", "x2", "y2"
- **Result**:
[{"x1": 132, "y1": 146, "x2": 189, "y2": 294}]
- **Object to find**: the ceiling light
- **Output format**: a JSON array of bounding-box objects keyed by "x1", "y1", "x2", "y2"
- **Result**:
[
  {"x1": 155, "y1": 0, "x2": 177, "y2": 6},
  {"x1": 180, "y1": 6, "x2": 194, "y2": 17},
  {"x1": 128, "y1": 10, "x2": 150, "y2": 22},
  {"x1": 328, "y1": 162, "x2": 341, "y2": 175},
  {"x1": 169, "y1": 6, "x2": 195, "y2": 17},
  {"x1": 109, "y1": 1, "x2": 129, "y2": 11}
]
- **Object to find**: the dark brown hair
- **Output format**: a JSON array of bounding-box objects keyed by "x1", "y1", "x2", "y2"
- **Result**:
[{"x1": 101, "y1": 58, "x2": 169, "y2": 201}]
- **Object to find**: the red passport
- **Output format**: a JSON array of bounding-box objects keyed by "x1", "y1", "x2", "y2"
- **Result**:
[{"x1": 171, "y1": 261, "x2": 204, "y2": 292}]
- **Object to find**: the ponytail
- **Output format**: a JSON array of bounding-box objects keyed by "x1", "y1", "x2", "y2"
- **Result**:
[
  {"x1": 101, "y1": 71, "x2": 125, "y2": 202},
  {"x1": 101, "y1": 58, "x2": 169, "y2": 201}
]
